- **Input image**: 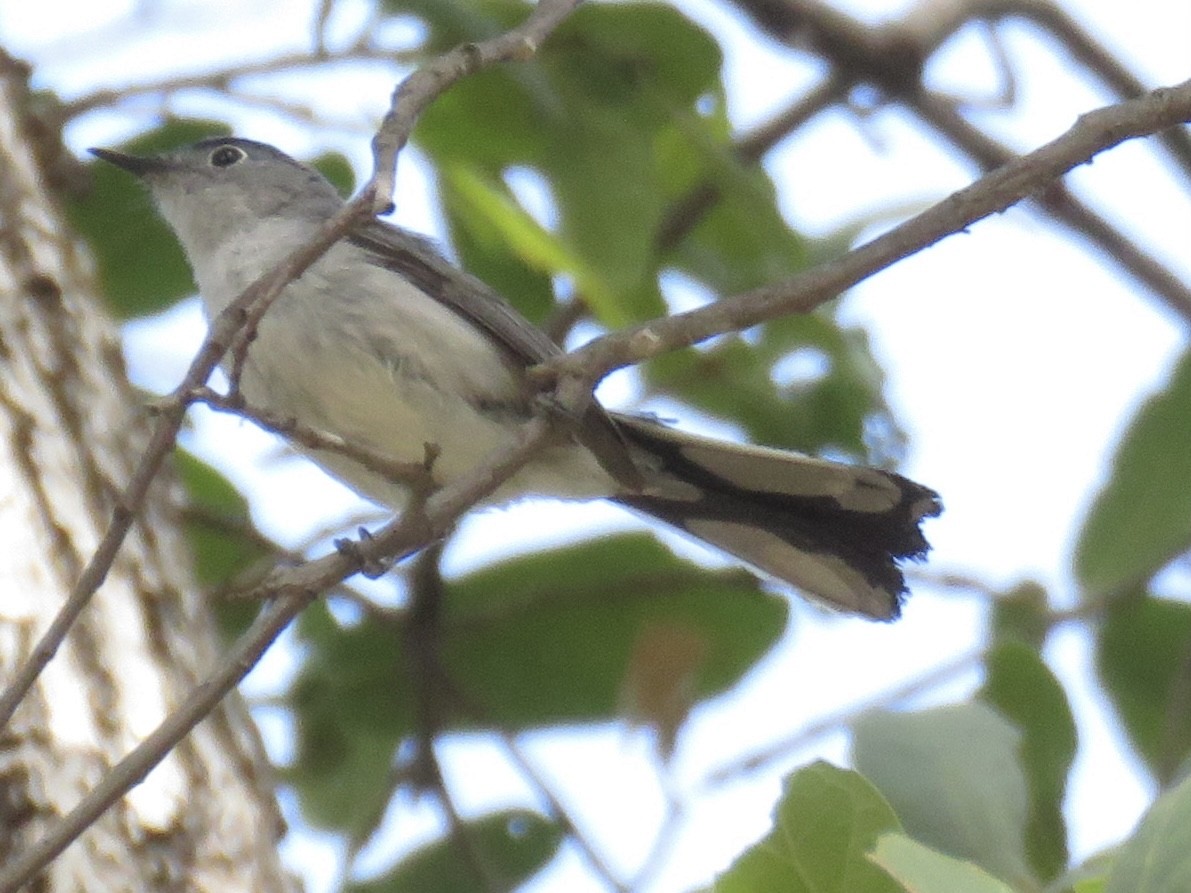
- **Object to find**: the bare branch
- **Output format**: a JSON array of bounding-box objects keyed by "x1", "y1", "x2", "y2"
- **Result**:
[
  {"x1": 701, "y1": 647, "x2": 986, "y2": 788},
  {"x1": 195, "y1": 387, "x2": 437, "y2": 490},
  {"x1": 913, "y1": 90, "x2": 1191, "y2": 325},
  {"x1": 60, "y1": 47, "x2": 412, "y2": 121},
  {"x1": 368, "y1": 0, "x2": 582, "y2": 211},
  {"x1": 656, "y1": 73, "x2": 852, "y2": 253},
  {"x1": 545, "y1": 79, "x2": 1191, "y2": 384}
]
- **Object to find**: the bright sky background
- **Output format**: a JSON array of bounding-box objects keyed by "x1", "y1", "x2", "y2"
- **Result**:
[{"x1": 4, "y1": 0, "x2": 1190, "y2": 889}]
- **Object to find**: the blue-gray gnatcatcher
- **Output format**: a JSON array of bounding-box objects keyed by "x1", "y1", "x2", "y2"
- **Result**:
[{"x1": 92, "y1": 138, "x2": 940, "y2": 620}]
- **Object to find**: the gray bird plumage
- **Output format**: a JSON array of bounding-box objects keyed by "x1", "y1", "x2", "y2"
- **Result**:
[{"x1": 91, "y1": 137, "x2": 941, "y2": 619}]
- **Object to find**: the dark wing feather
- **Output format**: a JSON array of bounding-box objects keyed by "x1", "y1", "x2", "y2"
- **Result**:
[{"x1": 349, "y1": 220, "x2": 562, "y2": 366}]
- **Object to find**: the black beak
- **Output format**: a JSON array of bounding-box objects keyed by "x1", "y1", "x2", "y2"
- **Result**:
[{"x1": 89, "y1": 147, "x2": 169, "y2": 177}]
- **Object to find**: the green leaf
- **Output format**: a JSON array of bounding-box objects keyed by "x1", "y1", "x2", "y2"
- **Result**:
[
  {"x1": 442, "y1": 534, "x2": 787, "y2": 728},
  {"x1": 544, "y1": 119, "x2": 663, "y2": 312},
  {"x1": 852, "y1": 704, "x2": 1032, "y2": 888},
  {"x1": 347, "y1": 810, "x2": 562, "y2": 893},
  {"x1": 977, "y1": 641, "x2": 1075, "y2": 881},
  {"x1": 1096, "y1": 593, "x2": 1191, "y2": 784},
  {"x1": 667, "y1": 163, "x2": 808, "y2": 294},
  {"x1": 441, "y1": 164, "x2": 617, "y2": 319},
  {"x1": 288, "y1": 534, "x2": 787, "y2": 830},
  {"x1": 1074, "y1": 349, "x2": 1191, "y2": 596},
  {"x1": 646, "y1": 313, "x2": 895, "y2": 459},
  {"x1": 287, "y1": 602, "x2": 411, "y2": 831},
  {"x1": 713, "y1": 762, "x2": 902, "y2": 893},
  {"x1": 547, "y1": 3, "x2": 722, "y2": 123},
  {"x1": 415, "y1": 65, "x2": 552, "y2": 168},
  {"x1": 1052, "y1": 848, "x2": 1118, "y2": 893},
  {"x1": 1106, "y1": 774, "x2": 1191, "y2": 893},
  {"x1": 989, "y1": 581, "x2": 1052, "y2": 649},
  {"x1": 172, "y1": 449, "x2": 275, "y2": 639},
  {"x1": 312, "y1": 151, "x2": 356, "y2": 197},
  {"x1": 869, "y1": 834, "x2": 1017, "y2": 893},
  {"x1": 69, "y1": 118, "x2": 228, "y2": 318}
]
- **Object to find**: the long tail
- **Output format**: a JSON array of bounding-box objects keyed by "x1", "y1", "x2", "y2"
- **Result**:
[{"x1": 611, "y1": 416, "x2": 941, "y2": 620}]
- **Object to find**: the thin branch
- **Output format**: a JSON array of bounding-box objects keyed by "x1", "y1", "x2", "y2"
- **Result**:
[
  {"x1": 984, "y1": 0, "x2": 1191, "y2": 181},
  {"x1": 194, "y1": 387, "x2": 437, "y2": 490},
  {"x1": 544, "y1": 79, "x2": 1191, "y2": 384},
  {"x1": 913, "y1": 89, "x2": 1191, "y2": 326},
  {"x1": 655, "y1": 73, "x2": 852, "y2": 253},
  {"x1": 60, "y1": 47, "x2": 411, "y2": 121},
  {"x1": 701, "y1": 647, "x2": 986, "y2": 788},
  {"x1": 369, "y1": 0, "x2": 582, "y2": 209}
]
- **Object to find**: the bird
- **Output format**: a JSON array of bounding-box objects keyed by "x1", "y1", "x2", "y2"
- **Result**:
[{"x1": 91, "y1": 137, "x2": 941, "y2": 620}]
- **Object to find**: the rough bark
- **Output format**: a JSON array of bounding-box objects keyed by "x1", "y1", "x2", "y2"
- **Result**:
[{"x1": 0, "y1": 53, "x2": 296, "y2": 892}]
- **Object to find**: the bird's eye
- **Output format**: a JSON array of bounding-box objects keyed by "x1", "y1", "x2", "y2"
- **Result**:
[{"x1": 209, "y1": 145, "x2": 246, "y2": 168}]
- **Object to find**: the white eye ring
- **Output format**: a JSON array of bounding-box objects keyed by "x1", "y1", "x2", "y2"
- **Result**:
[{"x1": 209, "y1": 145, "x2": 246, "y2": 168}]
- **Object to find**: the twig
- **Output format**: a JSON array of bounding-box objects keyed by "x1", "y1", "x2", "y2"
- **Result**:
[
  {"x1": 369, "y1": 0, "x2": 582, "y2": 208},
  {"x1": 701, "y1": 646, "x2": 986, "y2": 788},
  {"x1": 545, "y1": 79, "x2": 1191, "y2": 384},
  {"x1": 913, "y1": 89, "x2": 1191, "y2": 326},
  {"x1": 194, "y1": 387, "x2": 437, "y2": 489},
  {"x1": 60, "y1": 47, "x2": 412, "y2": 120},
  {"x1": 497, "y1": 730, "x2": 629, "y2": 893},
  {"x1": 655, "y1": 73, "x2": 851, "y2": 253}
]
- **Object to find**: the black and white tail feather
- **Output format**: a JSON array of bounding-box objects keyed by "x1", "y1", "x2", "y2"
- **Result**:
[{"x1": 614, "y1": 417, "x2": 940, "y2": 620}]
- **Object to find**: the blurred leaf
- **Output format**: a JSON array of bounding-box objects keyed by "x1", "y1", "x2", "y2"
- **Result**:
[
  {"x1": 621, "y1": 621, "x2": 708, "y2": 759},
  {"x1": 990, "y1": 581, "x2": 1052, "y2": 649},
  {"x1": 1053, "y1": 849, "x2": 1119, "y2": 893},
  {"x1": 667, "y1": 164, "x2": 807, "y2": 294},
  {"x1": 436, "y1": 171, "x2": 555, "y2": 325},
  {"x1": 547, "y1": 3, "x2": 721, "y2": 124},
  {"x1": 383, "y1": 0, "x2": 530, "y2": 50},
  {"x1": 977, "y1": 641, "x2": 1075, "y2": 881},
  {"x1": 288, "y1": 602, "x2": 411, "y2": 831},
  {"x1": 1105, "y1": 773, "x2": 1191, "y2": 893},
  {"x1": 442, "y1": 534, "x2": 787, "y2": 728},
  {"x1": 852, "y1": 704, "x2": 1033, "y2": 888},
  {"x1": 869, "y1": 834, "x2": 1017, "y2": 893},
  {"x1": 646, "y1": 313, "x2": 894, "y2": 459},
  {"x1": 1096, "y1": 593, "x2": 1191, "y2": 784},
  {"x1": 289, "y1": 534, "x2": 787, "y2": 830},
  {"x1": 173, "y1": 449, "x2": 274, "y2": 638},
  {"x1": 69, "y1": 118, "x2": 228, "y2": 318},
  {"x1": 546, "y1": 124, "x2": 663, "y2": 314},
  {"x1": 713, "y1": 762, "x2": 902, "y2": 893},
  {"x1": 441, "y1": 164, "x2": 617, "y2": 319},
  {"x1": 1075, "y1": 349, "x2": 1191, "y2": 596},
  {"x1": 347, "y1": 810, "x2": 562, "y2": 893},
  {"x1": 313, "y1": 151, "x2": 356, "y2": 197},
  {"x1": 416, "y1": 66, "x2": 552, "y2": 168}
]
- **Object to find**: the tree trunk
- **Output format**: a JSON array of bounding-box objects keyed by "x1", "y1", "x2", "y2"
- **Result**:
[{"x1": 0, "y1": 53, "x2": 295, "y2": 892}]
